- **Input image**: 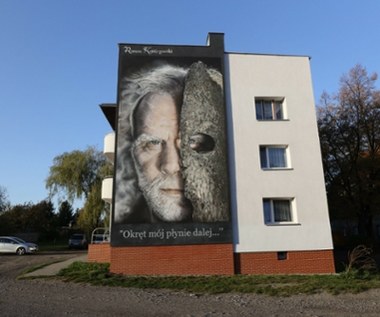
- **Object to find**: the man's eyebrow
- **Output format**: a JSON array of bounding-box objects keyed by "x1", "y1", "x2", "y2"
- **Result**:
[{"x1": 134, "y1": 133, "x2": 161, "y2": 144}]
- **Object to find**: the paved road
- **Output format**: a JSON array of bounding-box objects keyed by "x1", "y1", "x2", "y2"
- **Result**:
[{"x1": 1, "y1": 252, "x2": 380, "y2": 316}]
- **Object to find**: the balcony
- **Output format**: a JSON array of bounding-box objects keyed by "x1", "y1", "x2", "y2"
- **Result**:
[
  {"x1": 104, "y1": 132, "x2": 115, "y2": 163},
  {"x1": 101, "y1": 177, "x2": 113, "y2": 204}
]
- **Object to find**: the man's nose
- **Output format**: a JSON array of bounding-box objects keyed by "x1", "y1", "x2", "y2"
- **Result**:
[{"x1": 161, "y1": 142, "x2": 181, "y2": 175}]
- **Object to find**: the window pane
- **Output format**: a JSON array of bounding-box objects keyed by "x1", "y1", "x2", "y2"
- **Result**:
[
  {"x1": 255, "y1": 101, "x2": 263, "y2": 120},
  {"x1": 260, "y1": 147, "x2": 267, "y2": 168},
  {"x1": 268, "y1": 148, "x2": 286, "y2": 168},
  {"x1": 263, "y1": 101, "x2": 273, "y2": 120},
  {"x1": 274, "y1": 101, "x2": 283, "y2": 120},
  {"x1": 273, "y1": 200, "x2": 292, "y2": 222},
  {"x1": 263, "y1": 199, "x2": 272, "y2": 223}
]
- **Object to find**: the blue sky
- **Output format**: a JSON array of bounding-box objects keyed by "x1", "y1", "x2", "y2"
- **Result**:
[{"x1": 1, "y1": 0, "x2": 379, "y2": 209}]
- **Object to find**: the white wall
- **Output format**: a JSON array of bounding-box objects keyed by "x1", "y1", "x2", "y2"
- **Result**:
[{"x1": 225, "y1": 53, "x2": 334, "y2": 252}]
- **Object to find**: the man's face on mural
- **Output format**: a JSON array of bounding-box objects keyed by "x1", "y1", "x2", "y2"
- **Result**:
[{"x1": 132, "y1": 93, "x2": 192, "y2": 222}]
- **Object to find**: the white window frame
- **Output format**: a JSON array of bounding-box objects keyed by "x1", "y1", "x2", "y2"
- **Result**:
[
  {"x1": 259, "y1": 145, "x2": 291, "y2": 169},
  {"x1": 255, "y1": 97, "x2": 287, "y2": 121},
  {"x1": 263, "y1": 198, "x2": 297, "y2": 225}
]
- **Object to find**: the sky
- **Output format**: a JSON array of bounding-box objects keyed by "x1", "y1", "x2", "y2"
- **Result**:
[{"x1": 1, "y1": 0, "x2": 380, "y2": 209}]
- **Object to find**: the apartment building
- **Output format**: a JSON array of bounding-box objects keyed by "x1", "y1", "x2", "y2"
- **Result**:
[{"x1": 89, "y1": 33, "x2": 335, "y2": 275}]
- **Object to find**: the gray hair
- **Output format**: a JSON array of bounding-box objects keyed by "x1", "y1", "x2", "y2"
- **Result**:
[{"x1": 114, "y1": 62, "x2": 188, "y2": 223}]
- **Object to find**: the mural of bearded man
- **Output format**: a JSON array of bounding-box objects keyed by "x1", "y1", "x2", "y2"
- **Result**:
[{"x1": 114, "y1": 61, "x2": 230, "y2": 224}]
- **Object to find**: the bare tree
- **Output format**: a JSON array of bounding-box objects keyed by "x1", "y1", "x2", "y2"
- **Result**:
[
  {"x1": 318, "y1": 65, "x2": 380, "y2": 240},
  {"x1": 0, "y1": 185, "x2": 10, "y2": 212}
]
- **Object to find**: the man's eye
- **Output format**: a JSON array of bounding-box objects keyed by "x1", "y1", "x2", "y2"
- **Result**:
[
  {"x1": 188, "y1": 133, "x2": 215, "y2": 153},
  {"x1": 149, "y1": 139, "x2": 161, "y2": 145}
]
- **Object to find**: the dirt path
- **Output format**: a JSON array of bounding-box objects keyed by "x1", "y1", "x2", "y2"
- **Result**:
[{"x1": 1, "y1": 252, "x2": 380, "y2": 316}]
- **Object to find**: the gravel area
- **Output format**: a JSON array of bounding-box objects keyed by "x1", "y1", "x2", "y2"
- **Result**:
[{"x1": 1, "y1": 252, "x2": 380, "y2": 316}]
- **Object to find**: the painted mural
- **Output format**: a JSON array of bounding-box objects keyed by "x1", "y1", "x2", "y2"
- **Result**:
[{"x1": 112, "y1": 36, "x2": 231, "y2": 245}]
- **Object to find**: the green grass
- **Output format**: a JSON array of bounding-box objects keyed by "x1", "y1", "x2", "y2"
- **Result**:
[{"x1": 57, "y1": 262, "x2": 380, "y2": 296}]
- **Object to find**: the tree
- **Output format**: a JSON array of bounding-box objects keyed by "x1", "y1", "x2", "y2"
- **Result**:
[
  {"x1": 26, "y1": 200, "x2": 57, "y2": 239},
  {"x1": 46, "y1": 146, "x2": 110, "y2": 202},
  {"x1": 76, "y1": 180, "x2": 106, "y2": 238},
  {"x1": 0, "y1": 185, "x2": 10, "y2": 212},
  {"x1": 0, "y1": 200, "x2": 57, "y2": 238},
  {"x1": 318, "y1": 64, "x2": 380, "y2": 240},
  {"x1": 46, "y1": 146, "x2": 113, "y2": 236},
  {"x1": 0, "y1": 194, "x2": 12, "y2": 233},
  {"x1": 57, "y1": 200, "x2": 74, "y2": 228}
]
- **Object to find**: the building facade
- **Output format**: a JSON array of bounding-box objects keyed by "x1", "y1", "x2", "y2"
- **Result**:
[{"x1": 89, "y1": 33, "x2": 335, "y2": 275}]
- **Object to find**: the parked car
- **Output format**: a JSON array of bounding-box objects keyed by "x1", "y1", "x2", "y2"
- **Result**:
[
  {"x1": 0, "y1": 236, "x2": 39, "y2": 255},
  {"x1": 68, "y1": 233, "x2": 87, "y2": 249}
]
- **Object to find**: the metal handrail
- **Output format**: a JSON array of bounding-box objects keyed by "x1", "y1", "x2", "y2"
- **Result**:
[{"x1": 91, "y1": 227, "x2": 110, "y2": 244}]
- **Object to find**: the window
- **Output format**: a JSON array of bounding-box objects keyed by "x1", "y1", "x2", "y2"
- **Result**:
[
  {"x1": 260, "y1": 146, "x2": 289, "y2": 169},
  {"x1": 255, "y1": 98, "x2": 285, "y2": 120},
  {"x1": 263, "y1": 198, "x2": 295, "y2": 224}
]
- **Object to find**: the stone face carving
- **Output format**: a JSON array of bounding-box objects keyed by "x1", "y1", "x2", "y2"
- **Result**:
[{"x1": 180, "y1": 62, "x2": 230, "y2": 222}]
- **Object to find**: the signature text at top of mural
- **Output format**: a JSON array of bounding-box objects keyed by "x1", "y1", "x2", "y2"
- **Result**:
[{"x1": 124, "y1": 46, "x2": 174, "y2": 55}]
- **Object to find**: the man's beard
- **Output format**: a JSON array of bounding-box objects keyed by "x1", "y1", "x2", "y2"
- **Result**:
[{"x1": 135, "y1": 169, "x2": 192, "y2": 222}]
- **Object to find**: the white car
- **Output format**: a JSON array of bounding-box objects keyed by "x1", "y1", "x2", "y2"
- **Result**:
[{"x1": 0, "y1": 236, "x2": 39, "y2": 255}]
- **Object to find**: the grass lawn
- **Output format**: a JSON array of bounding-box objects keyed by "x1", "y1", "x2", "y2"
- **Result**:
[{"x1": 57, "y1": 261, "x2": 380, "y2": 296}]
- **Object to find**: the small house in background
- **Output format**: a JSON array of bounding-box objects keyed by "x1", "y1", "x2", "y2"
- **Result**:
[{"x1": 89, "y1": 33, "x2": 335, "y2": 275}]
